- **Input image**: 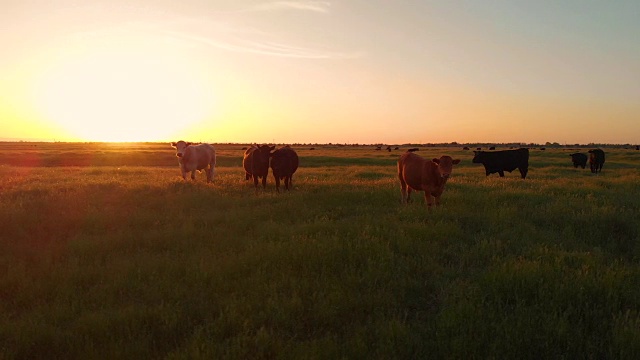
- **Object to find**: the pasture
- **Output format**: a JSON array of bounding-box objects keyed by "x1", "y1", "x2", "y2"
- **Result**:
[{"x1": 1, "y1": 142, "x2": 640, "y2": 359}]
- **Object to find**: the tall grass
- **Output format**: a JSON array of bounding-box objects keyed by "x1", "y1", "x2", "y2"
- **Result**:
[{"x1": 1, "y1": 144, "x2": 639, "y2": 359}]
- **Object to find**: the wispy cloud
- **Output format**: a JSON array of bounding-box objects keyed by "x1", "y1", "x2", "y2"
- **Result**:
[
  {"x1": 162, "y1": 29, "x2": 361, "y2": 59},
  {"x1": 248, "y1": 1, "x2": 331, "y2": 13}
]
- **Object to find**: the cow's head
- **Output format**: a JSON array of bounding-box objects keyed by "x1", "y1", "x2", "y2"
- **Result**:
[
  {"x1": 432, "y1": 156, "x2": 461, "y2": 179},
  {"x1": 254, "y1": 144, "x2": 275, "y2": 165},
  {"x1": 171, "y1": 140, "x2": 191, "y2": 158},
  {"x1": 471, "y1": 151, "x2": 484, "y2": 163}
]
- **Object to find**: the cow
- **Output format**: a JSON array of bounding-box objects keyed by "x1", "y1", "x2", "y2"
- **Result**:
[
  {"x1": 489, "y1": 146, "x2": 496, "y2": 150},
  {"x1": 170, "y1": 141, "x2": 216, "y2": 183},
  {"x1": 398, "y1": 152, "x2": 460, "y2": 209},
  {"x1": 386, "y1": 146, "x2": 392, "y2": 152},
  {"x1": 463, "y1": 146, "x2": 470, "y2": 150},
  {"x1": 588, "y1": 149, "x2": 605, "y2": 174},
  {"x1": 243, "y1": 144, "x2": 275, "y2": 189},
  {"x1": 270, "y1": 146, "x2": 299, "y2": 192},
  {"x1": 569, "y1": 153, "x2": 588, "y2": 169},
  {"x1": 472, "y1": 148, "x2": 529, "y2": 179},
  {"x1": 407, "y1": 148, "x2": 419, "y2": 152}
]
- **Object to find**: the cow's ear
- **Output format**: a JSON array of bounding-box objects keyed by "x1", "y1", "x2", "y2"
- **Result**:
[
  {"x1": 186, "y1": 142, "x2": 192, "y2": 146},
  {"x1": 452, "y1": 159, "x2": 461, "y2": 165},
  {"x1": 270, "y1": 145, "x2": 276, "y2": 151},
  {"x1": 171, "y1": 142, "x2": 177, "y2": 147},
  {"x1": 432, "y1": 158, "x2": 440, "y2": 164}
]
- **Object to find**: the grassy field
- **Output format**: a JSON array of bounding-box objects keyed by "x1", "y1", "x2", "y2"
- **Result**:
[{"x1": 1, "y1": 142, "x2": 640, "y2": 359}]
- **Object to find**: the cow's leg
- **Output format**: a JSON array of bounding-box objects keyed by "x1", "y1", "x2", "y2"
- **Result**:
[
  {"x1": 285, "y1": 176, "x2": 291, "y2": 191},
  {"x1": 274, "y1": 176, "x2": 281, "y2": 193},
  {"x1": 181, "y1": 169, "x2": 187, "y2": 181},
  {"x1": 434, "y1": 194, "x2": 442, "y2": 207},
  {"x1": 253, "y1": 175, "x2": 259, "y2": 189},
  {"x1": 424, "y1": 192, "x2": 434, "y2": 209},
  {"x1": 406, "y1": 188, "x2": 412, "y2": 203},
  {"x1": 399, "y1": 177, "x2": 408, "y2": 203},
  {"x1": 190, "y1": 170, "x2": 196, "y2": 181},
  {"x1": 498, "y1": 170, "x2": 505, "y2": 177},
  {"x1": 246, "y1": 172, "x2": 251, "y2": 180},
  {"x1": 519, "y1": 167, "x2": 528, "y2": 179},
  {"x1": 208, "y1": 163, "x2": 215, "y2": 183},
  {"x1": 261, "y1": 176, "x2": 267, "y2": 189},
  {"x1": 206, "y1": 167, "x2": 213, "y2": 183}
]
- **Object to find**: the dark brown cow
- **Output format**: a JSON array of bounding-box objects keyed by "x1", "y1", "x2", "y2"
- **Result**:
[
  {"x1": 243, "y1": 144, "x2": 275, "y2": 189},
  {"x1": 270, "y1": 146, "x2": 299, "y2": 192},
  {"x1": 588, "y1": 149, "x2": 605, "y2": 174},
  {"x1": 398, "y1": 152, "x2": 460, "y2": 209}
]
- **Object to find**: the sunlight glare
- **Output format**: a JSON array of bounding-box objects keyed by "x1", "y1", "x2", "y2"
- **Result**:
[{"x1": 33, "y1": 50, "x2": 216, "y2": 142}]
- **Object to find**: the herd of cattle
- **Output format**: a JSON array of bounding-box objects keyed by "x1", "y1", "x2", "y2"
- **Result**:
[
  {"x1": 170, "y1": 141, "x2": 608, "y2": 208},
  {"x1": 171, "y1": 141, "x2": 299, "y2": 192}
]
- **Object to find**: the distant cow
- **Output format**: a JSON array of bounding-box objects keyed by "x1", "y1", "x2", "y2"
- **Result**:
[
  {"x1": 588, "y1": 149, "x2": 605, "y2": 174},
  {"x1": 636, "y1": 145, "x2": 639, "y2": 151},
  {"x1": 489, "y1": 146, "x2": 496, "y2": 150},
  {"x1": 569, "y1": 153, "x2": 588, "y2": 169},
  {"x1": 386, "y1": 146, "x2": 392, "y2": 152},
  {"x1": 394, "y1": 146, "x2": 400, "y2": 150},
  {"x1": 398, "y1": 152, "x2": 460, "y2": 208},
  {"x1": 476, "y1": 147, "x2": 482, "y2": 150},
  {"x1": 171, "y1": 141, "x2": 216, "y2": 183},
  {"x1": 407, "y1": 148, "x2": 419, "y2": 152},
  {"x1": 463, "y1": 146, "x2": 470, "y2": 150},
  {"x1": 243, "y1": 145, "x2": 275, "y2": 189},
  {"x1": 472, "y1": 148, "x2": 529, "y2": 179},
  {"x1": 270, "y1": 146, "x2": 299, "y2": 192}
]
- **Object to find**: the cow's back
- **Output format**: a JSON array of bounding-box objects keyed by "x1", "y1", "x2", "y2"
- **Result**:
[
  {"x1": 243, "y1": 146, "x2": 257, "y2": 174},
  {"x1": 398, "y1": 152, "x2": 427, "y2": 190},
  {"x1": 243, "y1": 145, "x2": 271, "y2": 177},
  {"x1": 271, "y1": 147, "x2": 299, "y2": 177},
  {"x1": 184, "y1": 143, "x2": 215, "y2": 170}
]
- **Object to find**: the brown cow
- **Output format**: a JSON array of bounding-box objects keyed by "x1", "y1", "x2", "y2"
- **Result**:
[
  {"x1": 243, "y1": 144, "x2": 275, "y2": 190},
  {"x1": 270, "y1": 146, "x2": 299, "y2": 192},
  {"x1": 398, "y1": 152, "x2": 460, "y2": 208}
]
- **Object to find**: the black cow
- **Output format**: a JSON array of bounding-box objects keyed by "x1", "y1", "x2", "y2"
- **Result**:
[
  {"x1": 407, "y1": 148, "x2": 419, "y2": 152},
  {"x1": 489, "y1": 146, "x2": 495, "y2": 150},
  {"x1": 569, "y1": 153, "x2": 588, "y2": 169},
  {"x1": 243, "y1": 144, "x2": 275, "y2": 189},
  {"x1": 463, "y1": 146, "x2": 470, "y2": 150},
  {"x1": 270, "y1": 146, "x2": 299, "y2": 192},
  {"x1": 472, "y1": 148, "x2": 529, "y2": 179},
  {"x1": 588, "y1": 149, "x2": 605, "y2": 174}
]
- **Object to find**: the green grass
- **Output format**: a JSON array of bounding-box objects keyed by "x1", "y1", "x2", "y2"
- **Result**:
[{"x1": 1, "y1": 143, "x2": 640, "y2": 359}]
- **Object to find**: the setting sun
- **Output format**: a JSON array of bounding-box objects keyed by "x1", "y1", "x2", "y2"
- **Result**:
[{"x1": 31, "y1": 48, "x2": 217, "y2": 142}]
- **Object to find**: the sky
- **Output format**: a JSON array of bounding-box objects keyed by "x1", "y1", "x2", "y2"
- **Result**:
[{"x1": 1, "y1": 0, "x2": 639, "y2": 144}]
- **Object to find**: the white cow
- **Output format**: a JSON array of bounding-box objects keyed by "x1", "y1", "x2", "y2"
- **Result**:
[{"x1": 170, "y1": 141, "x2": 216, "y2": 183}]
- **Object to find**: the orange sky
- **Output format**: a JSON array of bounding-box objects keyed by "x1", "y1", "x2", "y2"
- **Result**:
[{"x1": 2, "y1": 1, "x2": 639, "y2": 144}]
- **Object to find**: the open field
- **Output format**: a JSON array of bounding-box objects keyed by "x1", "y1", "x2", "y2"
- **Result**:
[{"x1": 1, "y1": 142, "x2": 640, "y2": 359}]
